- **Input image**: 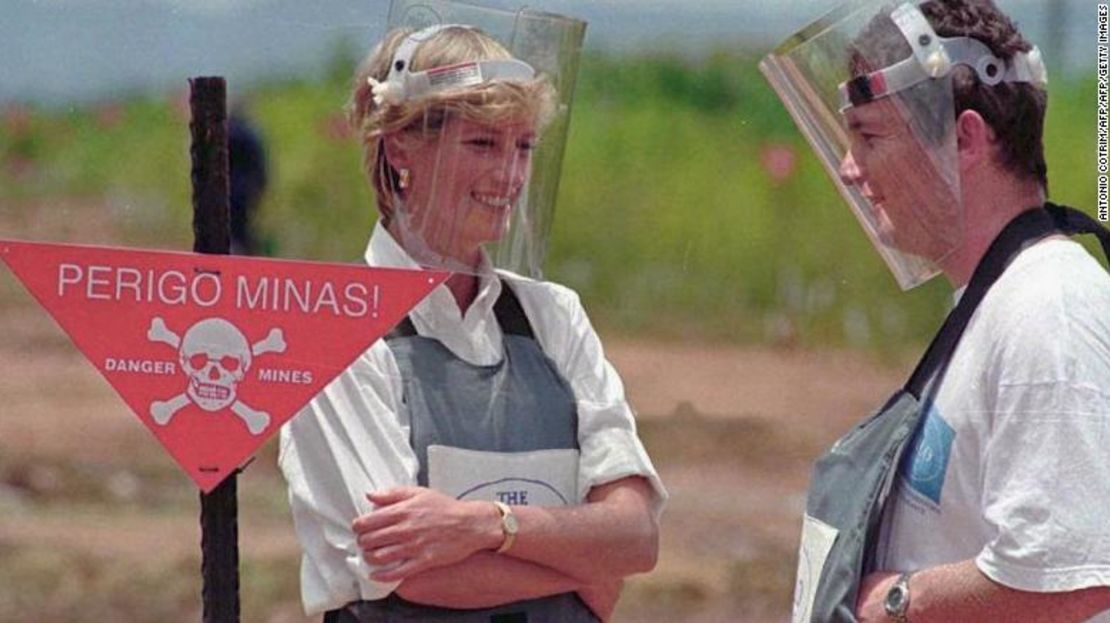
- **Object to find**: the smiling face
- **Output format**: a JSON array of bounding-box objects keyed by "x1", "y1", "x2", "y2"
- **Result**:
[
  {"x1": 387, "y1": 113, "x2": 537, "y2": 267},
  {"x1": 838, "y1": 97, "x2": 961, "y2": 261}
]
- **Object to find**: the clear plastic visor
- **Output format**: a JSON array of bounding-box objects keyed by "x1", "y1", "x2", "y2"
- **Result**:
[
  {"x1": 760, "y1": 0, "x2": 962, "y2": 290},
  {"x1": 375, "y1": 0, "x2": 586, "y2": 278}
]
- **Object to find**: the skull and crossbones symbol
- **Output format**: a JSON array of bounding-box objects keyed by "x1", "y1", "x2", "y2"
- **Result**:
[{"x1": 147, "y1": 316, "x2": 286, "y2": 435}]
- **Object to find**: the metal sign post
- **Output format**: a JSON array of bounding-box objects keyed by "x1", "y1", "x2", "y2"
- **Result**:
[{"x1": 189, "y1": 75, "x2": 239, "y2": 623}]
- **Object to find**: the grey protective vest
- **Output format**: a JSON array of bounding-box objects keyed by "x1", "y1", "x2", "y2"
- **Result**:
[
  {"x1": 796, "y1": 205, "x2": 1110, "y2": 622},
  {"x1": 326, "y1": 282, "x2": 598, "y2": 623}
]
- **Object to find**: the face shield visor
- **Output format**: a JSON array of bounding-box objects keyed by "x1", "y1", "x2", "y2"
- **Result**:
[
  {"x1": 367, "y1": 0, "x2": 586, "y2": 277},
  {"x1": 759, "y1": 0, "x2": 1047, "y2": 289}
]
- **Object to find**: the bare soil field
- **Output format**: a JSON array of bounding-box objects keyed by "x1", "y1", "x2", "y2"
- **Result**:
[{"x1": 0, "y1": 297, "x2": 908, "y2": 623}]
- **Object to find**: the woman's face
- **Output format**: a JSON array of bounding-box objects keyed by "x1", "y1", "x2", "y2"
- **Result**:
[{"x1": 392, "y1": 113, "x2": 537, "y2": 266}]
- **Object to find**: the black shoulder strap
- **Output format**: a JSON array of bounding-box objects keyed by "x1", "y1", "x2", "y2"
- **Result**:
[
  {"x1": 384, "y1": 278, "x2": 536, "y2": 341},
  {"x1": 904, "y1": 204, "x2": 1110, "y2": 398},
  {"x1": 493, "y1": 280, "x2": 536, "y2": 339},
  {"x1": 1045, "y1": 202, "x2": 1110, "y2": 258},
  {"x1": 384, "y1": 315, "x2": 417, "y2": 340}
]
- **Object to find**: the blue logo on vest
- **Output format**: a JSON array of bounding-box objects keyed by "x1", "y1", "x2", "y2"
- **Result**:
[{"x1": 901, "y1": 406, "x2": 955, "y2": 505}]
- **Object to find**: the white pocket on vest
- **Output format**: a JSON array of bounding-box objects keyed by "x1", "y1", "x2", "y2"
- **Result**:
[
  {"x1": 792, "y1": 513, "x2": 840, "y2": 623},
  {"x1": 427, "y1": 445, "x2": 579, "y2": 506}
]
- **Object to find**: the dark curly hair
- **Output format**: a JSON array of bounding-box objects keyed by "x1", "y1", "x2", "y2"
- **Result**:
[{"x1": 851, "y1": 0, "x2": 1047, "y2": 189}]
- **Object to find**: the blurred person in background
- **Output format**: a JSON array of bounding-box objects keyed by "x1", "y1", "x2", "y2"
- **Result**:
[
  {"x1": 279, "y1": 9, "x2": 664, "y2": 623},
  {"x1": 762, "y1": 0, "x2": 1110, "y2": 621},
  {"x1": 228, "y1": 105, "x2": 268, "y2": 256}
]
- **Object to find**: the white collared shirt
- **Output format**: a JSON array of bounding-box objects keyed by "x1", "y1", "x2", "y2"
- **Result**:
[{"x1": 279, "y1": 222, "x2": 667, "y2": 615}]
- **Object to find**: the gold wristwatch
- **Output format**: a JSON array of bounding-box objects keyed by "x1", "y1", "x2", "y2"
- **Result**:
[{"x1": 493, "y1": 501, "x2": 518, "y2": 554}]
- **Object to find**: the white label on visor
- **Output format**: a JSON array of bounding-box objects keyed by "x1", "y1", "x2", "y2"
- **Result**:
[
  {"x1": 426, "y1": 62, "x2": 484, "y2": 90},
  {"x1": 427, "y1": 445, "x2": 579, "y2": 506},
  {"x1": 792, "y1": 514, "x2": 839, "y2": 623}
]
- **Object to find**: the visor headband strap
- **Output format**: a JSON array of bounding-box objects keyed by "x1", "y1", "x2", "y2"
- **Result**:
[
  {"x1": 838, "y1": 2, "x2": 1048, "y2": 111},
  {"x1": 368, "y1": 24, "x2": 536, "y2": 107},
  {"x1": 388, "y1": 24, "x2": 457, "y2": 83}
]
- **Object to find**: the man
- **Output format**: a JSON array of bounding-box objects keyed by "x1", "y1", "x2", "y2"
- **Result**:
[
  {"x1": 228, "y1": 109, "x2": 268, "y2": 256},
  {"x1": 762, "y1": 1, "x2": 1110, "y2": 621}
]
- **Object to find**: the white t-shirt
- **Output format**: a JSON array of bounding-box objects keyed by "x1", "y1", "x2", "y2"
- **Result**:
[
  {"x1": 279, "y1": 222, "x2": 667, "y2": 615},
  {"x1": 877, "y1": 238, "x2": 1110, "y2": 620}
]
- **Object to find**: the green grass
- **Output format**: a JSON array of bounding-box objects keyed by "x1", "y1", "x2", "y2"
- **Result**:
[{"x1": 0, "y1": 50, "x2": 1100, "y2": 351}]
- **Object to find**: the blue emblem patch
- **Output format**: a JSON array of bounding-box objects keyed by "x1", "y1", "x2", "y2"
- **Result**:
[{"x1": 901, "y1": 405, "x2": 955, "y2": 505}]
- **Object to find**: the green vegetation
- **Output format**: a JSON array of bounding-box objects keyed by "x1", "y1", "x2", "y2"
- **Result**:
[{"x1": 0, "y1": 51, "x2": 1099, "y2": 351}]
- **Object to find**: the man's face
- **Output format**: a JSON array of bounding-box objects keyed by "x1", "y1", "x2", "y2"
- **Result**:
[{"x1": 838, "y1": 97, "x2": 961, "y2": 261}]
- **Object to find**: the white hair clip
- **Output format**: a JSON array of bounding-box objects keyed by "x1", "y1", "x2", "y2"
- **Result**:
[{"x1": 367, "y1": 76, "x2": 403, "y2": 107}]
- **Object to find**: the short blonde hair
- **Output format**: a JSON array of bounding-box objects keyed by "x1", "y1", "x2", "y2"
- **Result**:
[{"x1": 348, "y1": 26, "x2": 557, "y2": 219}]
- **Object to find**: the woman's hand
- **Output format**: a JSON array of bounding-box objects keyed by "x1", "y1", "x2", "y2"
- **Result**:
[
  {"x1": 577, "y1": 578, "x2": 623, "y2": 622},
  {"x1": 353, "y1": 487, "x2": 502, "y2": 582}
]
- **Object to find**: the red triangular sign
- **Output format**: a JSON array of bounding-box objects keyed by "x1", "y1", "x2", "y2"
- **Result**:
[{"x1": 1, "y1": 239, "x2": 447, "y2": 492}]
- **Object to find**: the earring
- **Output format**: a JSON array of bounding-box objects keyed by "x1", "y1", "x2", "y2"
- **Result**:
[{"x1": 398, "y1": 168, "x2": 411, "y2": 190}]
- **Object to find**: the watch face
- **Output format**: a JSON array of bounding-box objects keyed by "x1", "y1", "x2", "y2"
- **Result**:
[{"x1": 884, "y1": 584, "x2": 909, "y2": 615}]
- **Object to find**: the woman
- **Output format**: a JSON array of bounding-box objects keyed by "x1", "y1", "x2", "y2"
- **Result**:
[{"x1": 280, "y1": 18, "x2": 666, "y2": 623}]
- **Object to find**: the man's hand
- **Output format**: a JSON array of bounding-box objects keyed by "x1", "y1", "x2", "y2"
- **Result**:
[
  {"x1": 855, "y1": 571, "x2": 901, "y2": 623},
  {"x1": 353, "y1": 487, "x2": 501, "y2": 582},
  {"x1": 855, "y1": 562, "x2": 1110, "y2": 623}
]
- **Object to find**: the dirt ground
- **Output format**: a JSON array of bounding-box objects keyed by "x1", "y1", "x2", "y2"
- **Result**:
[
  {"x1": 0, "y1": 198, "x2": 913, "y2": 623},
  {"x1": 0, "y1": 295, "x2": 908, "y2": 622}
]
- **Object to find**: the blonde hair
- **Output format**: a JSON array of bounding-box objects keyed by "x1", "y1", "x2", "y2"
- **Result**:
[{"x1": 348, "y1": 26, "x2": 557, "y2": 220}]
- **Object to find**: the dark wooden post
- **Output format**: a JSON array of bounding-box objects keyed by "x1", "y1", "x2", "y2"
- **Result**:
[{"x1": 189, "y1": 76, "x2": 239, "y2": 623}]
